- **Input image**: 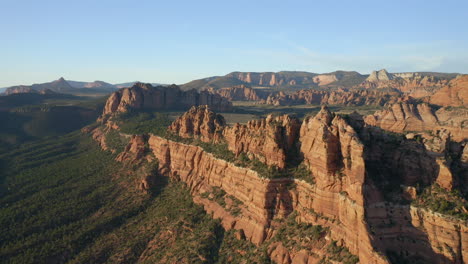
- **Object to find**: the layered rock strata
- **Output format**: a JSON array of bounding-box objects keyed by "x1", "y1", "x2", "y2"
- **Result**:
[
  {"x1": 90, "y1": 105, "x2": 468, "y2": 263},
  {"x1": 430, "y1": 75, "x2": 468, "y2": 107},
  {"x1": 101, "y1": 82, "x2": 232, "y2": 117},
  {"x1": 264, "y1": 89, "x2": 397, "y2": 106},
  {"x1": 168, "y1": 105, "x2": 226, "y2": 142},
  {"x1": 208, "y1": 85, "x2": 267, "y2": 101},
  {"x1": 365, "y1": 99, "x2": 468, "y2": 141},
  {"x1": 223, "y1": 114, "x2": 301, "y2": 169}
]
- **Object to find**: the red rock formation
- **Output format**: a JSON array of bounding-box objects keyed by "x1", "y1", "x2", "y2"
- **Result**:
[
  {"x1": 90, "y1": 105, "x2": 468, "y2": 263},
  {"x1": 209, "y1": 85, "x2": 265, "y2": 101},
  {"x1": 365, "y1": 99, "x2": 468, "y2": 141},
  {"x1": 168, "y1": 105, "x2": 226, "y2": 143},
  {"x1": 430, "y1": 75, "x2": 468, "y2": 107},
  {"x1": 223, "y1": 114, "x2": 301, "y2": 168},
  {"x1": 101, "y1": 83, "x2": 232, "y2": 117},
  {"x1": 115, "y1": 134, "x2": 148, "y2": 163},
  {"x1": 226, "y1": 72, "x2": 317, "y2": 87},
  {"x1": 264, "y1": 89, "x2": 397, "y2": 106},
  {"x1": 360, "y1": 69, "x2": 452, "y2": 94}
]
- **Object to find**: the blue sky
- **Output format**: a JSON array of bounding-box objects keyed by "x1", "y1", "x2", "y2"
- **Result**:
[{"x1": 1, "y1": 0, "x2": 467, "y2": 86}]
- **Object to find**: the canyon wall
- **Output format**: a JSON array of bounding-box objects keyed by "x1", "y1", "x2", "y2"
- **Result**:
[
  {"x1": 364, "y1": 99, "x2": 468, "y2": 141},
  {"x1": 168, "y1": 105, "x2": 226, "y2": 143},
  {"x1": 223, "y1": 114, "x2": 301, "y2": 169},
  {"x1": 264, "y1": 89, "x2": 397, "y2": 106},
  {"x1": 90, "y1": 104, "x2": 468, "y2": 263},
  {"x1": 208, "y1": 85, "x2": 267, "y2": 101},
  {"x1": 147, "y1": 134, "x2": 387, "y2": 263},
  {"x1": 430, "y1": 75, "x2": 468, "y2": 107},
  {"x1": 101, "y1": 82, "x2": 232, "y2": 117}
]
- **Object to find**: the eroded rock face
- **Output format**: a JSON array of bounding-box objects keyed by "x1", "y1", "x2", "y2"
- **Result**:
[
  {"x1": 365, "y1": 99, "x2": 468, "y2": 142},
  {"x1": 147, "y1": 134, "x2": 387, "y2": 263},
  {"x1": 101, "y1": 83, "x2": 232, "y2": 117},
  {"x1": 209, "y1": 85, "x2": 266, "y2": 101},
  {"x1": 264, "y1": 89, "x2": 397, "y2": 106},
  {"x1": 360, "y1": 69, "x2": 452, "y2": 94},
  {"x1": 223, "y1": 114, "x2": 301, "y2": 168},
  {"x1": 168, "y1": 105, "x2": 226, "y2": 143},
  {"x1": 430, "y1": 74, "x2": 468, "y2": 107},
  {"x1": 115, "y1": 135, "x2": 148, "y2": 163},
  {"x1": 300, "y1": 106, "x2": 366, "y2": 204},
  {"x1": 226, "y1": 72, "x2": 317, "y2": 87},
  {"x1": 90, "y1": 105, "x2": 468, "y2": 264},
  {"x1": 364, "y1": 100, "x2": 439, "y2": 132}
]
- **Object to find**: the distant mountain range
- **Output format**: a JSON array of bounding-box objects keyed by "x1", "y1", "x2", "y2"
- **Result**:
[
  {"x1": 1, "y1": 70, "x2": 463, "y2": 97},
  {"x1": 180, "y1": 70, "x2": 460, "y2": 91},
  {"x1": 0, "y1": 78, "x2": 165, "y2": 96}
]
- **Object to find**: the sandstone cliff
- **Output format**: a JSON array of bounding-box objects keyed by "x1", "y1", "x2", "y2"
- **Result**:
[
  {"x1": 364, "y1": 99, "x2": 468, "y2": 141},
  {"x1": 264, "y1": 89, "x2": 398, "y2": 106},
  {"x1": 101, "y1": 83, "x2": 232, "y2": 117},
  {"x1": 168, "y1": 105, "x2": 226, "y2": 142},
  {"x1": 89, "y1": 105, "x2": 468, "y2": 263},
  {"x1": 430, "y1": 75, "x2": 468, "y2": 107},
  {"x1": 360, "y1": 69, "x2": 453, "y2": 95},
  {"x1": 223, "y1": 114, "x2": 301, "y2": 169},
  {"x1": 208, "y1": 85, "x2": 267, "y2": 101}
]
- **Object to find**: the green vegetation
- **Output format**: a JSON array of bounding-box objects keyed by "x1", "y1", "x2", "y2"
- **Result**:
[
  {"x1": 232, "y1": 102, "x2": 382, "y2": 120},
  {"x1": 0, "y1": 132, "x2": 273, "y2": 263},
  {"x1": 412, "y1": 184, "x2": 468, "y2": 220},
  {"x1": 201, "y1": 187, "x2": 244, "y2": 217},
  {"x1": 105, "y1": 130, "x2": 130, "y2": 154},
  {"x1": 216, "y1": 230, "x2": 272, "y2": 264},
  {"x1": 323, "y1": 240, "x2": 359, "y2": 264},
  {"x1": 0, "y1": 94, "x2": 104, "y2": 149},
  {"x1": 0, "y1": 132, "x2": 144, "y2": 263},
  {"x1": 272, "y1": 213, "x2": 328, "y2": 251},
  {"x1": 165, "y1": 133, "x2": 315, "y2": 182},
  {"x1": 113, "y1": 110, "x2": 173, "y2": 136}
]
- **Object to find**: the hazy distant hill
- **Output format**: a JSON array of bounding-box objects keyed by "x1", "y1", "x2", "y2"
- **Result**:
[
  {"x1": 180, "y1": 70, "x2": 463, "y2": 94},
  {"x1": 67, "y1": 80, "x2": 116, "y2": 89},
  {"x1": 2, "y1": 78, "x2": 120, "y2": 96},
  {"x1": 5, "y1": 77, "x2": 75, "y2": 94},
  {"x1": 181, "y1": 71, "x2": 368, "y2": 91},
  {"x1": 114, "y1": 81, "x2": 165, "y2": 88}
]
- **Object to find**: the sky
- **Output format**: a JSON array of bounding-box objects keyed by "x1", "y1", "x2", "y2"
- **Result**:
[{"x1": 1, "y1": 0, "x2": 467, "y2": 86}]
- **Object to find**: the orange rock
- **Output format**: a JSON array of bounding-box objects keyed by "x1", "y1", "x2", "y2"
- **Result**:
[
  {"x1": 210, "y1": 85, "x2": 265, "y2": 101},
  {"x1": 101, "y1": 82, "x2": 232, "y2": 117},
  {"x1": 430, "y1": 75, "x2": 468, "y2": 107},
  {"x1": 168, "y1": 105, "x2": 226, "y2": 142},
  {"x1": 223, "y1": 114, "x2": 301, "y2": 168},
  {"x1": 365, "y1": 99, "x2": 468, "y2": 142}
]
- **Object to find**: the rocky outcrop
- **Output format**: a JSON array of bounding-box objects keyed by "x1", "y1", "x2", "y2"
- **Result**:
[
  {"x1": 4, "y1": 86, "x2": 37, "y2": 95},
  {"x1": 147, "y1": 134, "x2": 386, "y2": 263},
  {"x1": 208, "y1": 85, "x2": 266, "y2": 101},
  {"x1": 364, "y1": 100, "x2": 439, "y2": 132},
  {"x1": 90, "y1": 105, "x2": 468, "y2": 263},
  {"x1": 430, "y1": 75, "x2": 468, "y2": 107},
  {"x1": 101, "y1": 83, "x2": 232, "y2": 117},
  {"x1": 168, "y1": 105, "x2": 226, "y2": 142},
  {"x1": 300, "y1": 106, "x2": 366, "y2": 202},
  {"x1": 360, "y1": 69, "x2": 453, "y2": 95},
  {"x1": 223, "y1": 114, "x2": 301, "y2": 168},
  {"x1": 115, "y1": 135, "x2": 148, "y2": 163},
  {"x1": 226, "y1": 72, "x2": 317, "y2": 87},
  {"x1": 364, "y1": 99, "x2": 468, "y2": 141},
  {"x1": 264, "y1": 89, "x2": 397, "y2": 106}
]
